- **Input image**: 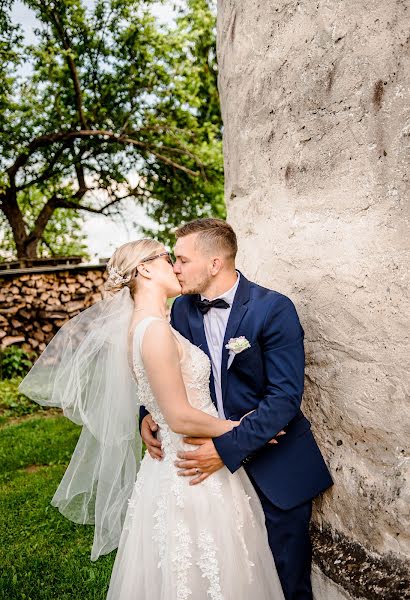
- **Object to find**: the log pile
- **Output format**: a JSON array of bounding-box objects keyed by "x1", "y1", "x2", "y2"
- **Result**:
[{"x1": 0, "y1": 268, "x2": 107, "y2": 354}]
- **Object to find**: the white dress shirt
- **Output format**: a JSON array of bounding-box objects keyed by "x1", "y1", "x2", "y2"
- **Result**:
[{"x1": 201, "y1": 272, "x2": 241, "y2": 418}]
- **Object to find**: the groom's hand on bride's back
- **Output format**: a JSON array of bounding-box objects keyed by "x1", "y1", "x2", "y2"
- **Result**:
[{"x1": 141, "y1": 414, "x2": 163, "y2": 460}]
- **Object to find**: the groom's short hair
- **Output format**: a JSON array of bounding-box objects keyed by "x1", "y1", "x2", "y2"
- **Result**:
[{"x1": 175, "y1": 218, "x2": 237, "y2": 261}]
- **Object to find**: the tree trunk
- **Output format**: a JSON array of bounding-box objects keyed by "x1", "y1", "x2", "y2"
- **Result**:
[
  {"x1": 22, "y1": 238, "x2": 40, "y2": 259},
  {"x1": 217, "y1": 0, "x2": 409, "y2": 597},
  {"x1": 1, "y1": 186, "x2": 63, "y2": 259},
  {"x1": 1, "y1": 187, "x2": 35, "y2": 259}
]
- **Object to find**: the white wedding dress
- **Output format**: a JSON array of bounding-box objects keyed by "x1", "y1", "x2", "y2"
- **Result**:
[{"x1": 106, "y1": 316, "x2": 285, "y2": 600}]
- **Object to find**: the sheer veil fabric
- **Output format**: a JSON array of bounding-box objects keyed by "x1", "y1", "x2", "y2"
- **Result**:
[{"x1": 19, "y1": 287, "x2": 141, "y2": 561}]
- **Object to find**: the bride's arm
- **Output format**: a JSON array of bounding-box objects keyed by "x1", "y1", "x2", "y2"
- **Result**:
[{"x1": 141, "y1": 320, "x2": 237, "y2": 438}]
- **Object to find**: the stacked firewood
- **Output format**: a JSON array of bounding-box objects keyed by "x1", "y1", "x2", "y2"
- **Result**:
[{"x1": 0, "y1": 268, "x2": 107, "y2": 354}]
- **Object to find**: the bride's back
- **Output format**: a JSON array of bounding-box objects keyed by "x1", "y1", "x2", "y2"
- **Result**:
[{"x1": 130, "y1": 316, "x2": 216, "y2": 434}]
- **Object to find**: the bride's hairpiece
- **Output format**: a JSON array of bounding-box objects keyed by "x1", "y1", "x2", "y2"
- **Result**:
[{"x1": 105, "y1": 265, "x2": 132, "y2": 288}]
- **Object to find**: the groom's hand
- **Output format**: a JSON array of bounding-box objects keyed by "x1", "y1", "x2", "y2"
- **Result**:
[
  {"x1": 175, "y1": 438, "x2": 223, "y2": 485},
  {"x1": 141, "y1": 414, "x2": 163, "y2": 460},
  {"x1": 240, "y1": 411, "x2": 286, "y2": 444}
]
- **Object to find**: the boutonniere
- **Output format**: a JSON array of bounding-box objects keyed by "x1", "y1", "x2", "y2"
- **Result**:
[{"x1": 225, "y1": 336, "x2": 251, "y2": 369}]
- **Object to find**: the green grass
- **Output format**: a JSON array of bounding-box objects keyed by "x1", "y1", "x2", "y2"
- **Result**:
[
  {"x1": 0, "y1": 379, "x2": 116, "y2": 599},
  {"x1": 0, "y1": 378, "x2": 51, "y2": 426}
]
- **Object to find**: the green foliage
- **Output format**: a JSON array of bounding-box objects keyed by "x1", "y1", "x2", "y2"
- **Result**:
[
  {"x1": 1, "y1": 0, "x2": 224, "y2": 258},
  {"x1": 0, "y1": 377, "x2": 50, "y2": 426},
  {"x1": 140, "y1": 0, "x2": 225, "y2": 248},
  {"x1": 0, "y1": 347, "x2": 34, "y2": 379}
]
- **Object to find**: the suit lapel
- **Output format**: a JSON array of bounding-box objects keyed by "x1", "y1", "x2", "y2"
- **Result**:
[{"x1": 221, "y1": 273, "x2": 251, "y2": 401}]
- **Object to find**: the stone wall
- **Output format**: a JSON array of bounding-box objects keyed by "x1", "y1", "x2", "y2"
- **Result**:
[
  {"x1": 0, "y1": 266, "x2": 107, "y2": 354},
  {"x1": 217, "y1": 0, "x2": 409, "y2": 597}
]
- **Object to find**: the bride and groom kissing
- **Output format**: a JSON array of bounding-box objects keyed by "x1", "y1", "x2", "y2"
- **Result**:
[{"x1": 20, "y1": 217, "x2": 333, "y2": 599}]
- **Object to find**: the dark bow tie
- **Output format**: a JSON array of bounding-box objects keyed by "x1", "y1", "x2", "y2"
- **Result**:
[{"x1": 195, "y1": 298, "x2": 230, "y2": 314}]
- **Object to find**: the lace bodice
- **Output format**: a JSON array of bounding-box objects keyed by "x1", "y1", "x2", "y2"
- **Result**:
[{"x1": 131, "y1": 317, "x2": 217, "y2": 453}]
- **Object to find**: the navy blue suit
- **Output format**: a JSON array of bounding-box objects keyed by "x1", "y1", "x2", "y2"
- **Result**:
[{"x1": 140, "y1": 272, "x2": 333, "y2": 599}]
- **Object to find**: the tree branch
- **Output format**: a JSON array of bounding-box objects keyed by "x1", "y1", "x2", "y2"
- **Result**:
[
  {"x1": 49, "y1": 9, "x2": 88, "y2": 129},
  {"x1": 55, "y1": 195, "x2": 128, "y2": 215},
  {"x1": 7, "y1": 129, "x2": 203, "y2": 181},
  {"x1": 16, "y1": 141, "x2": 71, "y2": 191},
  {"x1": 24, "y1": 194, "x2": 60, "y2": 246},
  {"x1": 71, "y1": 146, "x2": 88, "y2": 198}
]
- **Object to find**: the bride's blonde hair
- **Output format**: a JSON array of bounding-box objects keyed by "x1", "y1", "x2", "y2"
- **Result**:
[{"x1": 104, "y1": 238, "x2": 164, "y2": 297}]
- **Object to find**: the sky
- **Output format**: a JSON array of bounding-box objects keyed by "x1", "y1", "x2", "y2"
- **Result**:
[{"x1": 10, "y1": 1, "x2": 178, "y2": 262}]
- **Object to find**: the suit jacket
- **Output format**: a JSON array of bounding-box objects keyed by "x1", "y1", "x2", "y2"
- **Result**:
[{"x1": 140, "y1": 272, "x2": 333, "y2": 509}]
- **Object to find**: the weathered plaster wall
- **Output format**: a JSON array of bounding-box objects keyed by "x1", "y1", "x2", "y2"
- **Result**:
[{"x1": 217, "y1": 0, "x2": 409, "y2": 596}]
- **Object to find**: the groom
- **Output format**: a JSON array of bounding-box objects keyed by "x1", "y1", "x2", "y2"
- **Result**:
[{"x1": 140, "y1": 218, "x2": 333, "y2": 600}]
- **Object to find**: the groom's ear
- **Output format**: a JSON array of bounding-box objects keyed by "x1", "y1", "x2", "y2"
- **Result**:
[{"x1": 210, "y1": 257, "x2": 222, "y2": 275}]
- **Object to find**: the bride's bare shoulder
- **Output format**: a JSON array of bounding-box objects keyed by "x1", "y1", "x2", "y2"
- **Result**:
[{"x1": 137, "y1": 318, "x2": 184, "y2": 361}]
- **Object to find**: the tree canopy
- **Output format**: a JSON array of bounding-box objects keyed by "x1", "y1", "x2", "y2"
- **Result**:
[{"x1": 0, "y1": 0, "x2": 224, "y2": 259}]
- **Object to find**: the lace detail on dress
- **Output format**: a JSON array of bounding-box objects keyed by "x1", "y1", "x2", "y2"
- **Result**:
[
  {"x1": 183, "y1": 342, "x2": 213, "y2": 411},
  {"x1": 172, "y1": 520, "x2": 193, "y2": 600},
  {"x1": 124, "y1": 469, "x2": 145, "y2": 530},
  {"x1": 197, "y1": 530, "x2": 224, "y2": 600},
  {"x1": 153, "y1": 488, "x2": 168, "y2": 568},
  {"x1": 133, "y1": 359, "x2": 166, "y2": 427},
  {"x1": 206, "y1": 471, "x2": 224, "y2": 501},
  {"x1": 171, "y1": 465, "x2": 185, "y2": 508},
  {"x1": 232, "y1": 487, "x2": 256, "y2": 579}
]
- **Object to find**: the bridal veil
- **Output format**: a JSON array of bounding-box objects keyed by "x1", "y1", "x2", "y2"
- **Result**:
[{"x1": 19, "y1": 287, "x2": 141, "y2": 561}]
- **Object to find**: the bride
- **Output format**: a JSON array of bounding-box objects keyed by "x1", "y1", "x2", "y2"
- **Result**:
[{"x1": 19, "y1": 238, "x2": 285, "y2": 600}]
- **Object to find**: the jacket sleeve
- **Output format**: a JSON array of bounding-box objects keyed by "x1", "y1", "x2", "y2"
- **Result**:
[
  {"x1": 212, "y1": 295, "x2": 305, "y2": 473},
  {"x1": 138, "y1": 300, "x2": 178, "y2": 431}
]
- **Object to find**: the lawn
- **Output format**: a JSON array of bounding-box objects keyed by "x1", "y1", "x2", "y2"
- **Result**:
[{"x1": 0, "y1": 379, "x2": 117, "y2": 600}]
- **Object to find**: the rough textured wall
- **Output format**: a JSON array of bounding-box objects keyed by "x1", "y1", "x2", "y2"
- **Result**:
[
  {"x1": 217, "y1": 0, "x2": 409, "y2": 596},
  {"x1": 0, "y1": 267, "x2": 107, "y2": 354}
]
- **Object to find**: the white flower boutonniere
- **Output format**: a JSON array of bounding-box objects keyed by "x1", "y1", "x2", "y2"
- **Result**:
[{"x1": 225, "y1": 336, "x2": 251, "y2": 369}]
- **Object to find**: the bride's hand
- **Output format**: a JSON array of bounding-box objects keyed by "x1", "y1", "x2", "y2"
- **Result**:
[{"x1": 239, "y1": 411, "x2": 286, "y2": 445}]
